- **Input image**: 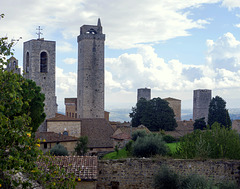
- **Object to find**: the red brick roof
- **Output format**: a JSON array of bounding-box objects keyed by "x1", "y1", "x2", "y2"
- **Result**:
[
  {"x1": 111, "y1": 132, "x2": 131, "y2": 140},
  {"x1": 37, "y1": 156, "x2": 97, "y2": 180},
  {"x1": 47, "y1": 113, "x2": 80, "y2": 121},
  {"x1": 35, "y1": 132, "x2": 78, "y2": 143},
  {"x1": 81, "y1": 118, "x2": 114, "y2": 148}
]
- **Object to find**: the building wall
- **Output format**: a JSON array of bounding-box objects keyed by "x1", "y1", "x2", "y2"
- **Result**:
[
  {"x1": 23, "y1": 39, "x2": 57, "y2": 131},
  {"x1": 232, "y1": 120, "x2": 240, "y2": 133},
  {"x1": 39, "y1": 141, "x2": 77, "y2": 155},
  {"x1": 193, "y1": 89, "x2": 212, "y2": 122},
  {"x1": 164, "y1": 98, "x2": 181, "y2": 121},
  {"x1": 76, "y1": 181, "x2": 96, "y2": 189},
  {"x1": 97, "y1": 159, "x2": 240, "y2": 189},
  {"x1": 137, "y1": 88, "x2": 151, "y2": 101},
  {"x1": 47, "y1": 121, "x2": 81, "y2": 138},
  {"x1": 77, "y1": 19, "x2": 105, "y2": 119}
]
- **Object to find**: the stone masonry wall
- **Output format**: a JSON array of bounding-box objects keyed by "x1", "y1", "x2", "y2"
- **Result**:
[{"x1": 97, "y1": 159, "x2": 240, "y2": 189}]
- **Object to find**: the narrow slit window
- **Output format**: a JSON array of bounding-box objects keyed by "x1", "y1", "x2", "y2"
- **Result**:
[
  {"x1": 26, "y1": 52, "x2": 29, "y2": 73},
  {"x1": 40, "y1": 52, "x2": 48, "y2": 73}
]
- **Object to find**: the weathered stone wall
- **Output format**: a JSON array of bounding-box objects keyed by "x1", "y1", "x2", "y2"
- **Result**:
[
  {"x1": 193, "y1": 89, "x2": 212, "y2": 122},
  {"x1": 77, "y1": 20, "x2": 105, "y2": 119},
  {"x1": 40, "y1": 141, "x2": 77, "y2": 154},
  {"x1": 47, "y1": 121, "x2": 81, "y2": 137},
  {"x1": 23, "y1": 39, "x2": 57, "y2": 131},
  {"x1": 164, "y1": 98, "x2": 181, "y2": 121},
  {"x1": 97, "y1": 159, "x2": 240, "y2": 189},
  {"x1": 137, "y1": 88, "x2": 151, "y2": 101}
]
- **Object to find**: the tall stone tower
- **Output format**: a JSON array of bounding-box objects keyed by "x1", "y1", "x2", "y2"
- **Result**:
[
  {"x1": 77, "y1": 19, "x2": 105, "y2": 118},
  {"x1": 6, "y1": 56, "x2": 21, "y2": 74},
  {"x1": 193, "y1": 89, "x2": 212, "y2": 122},
  {"x1": 23, "y1": 38, "x2": 57, "y2": 131},
  {"x1": 137, "y1": 88, "x2": 151, "y2": 101}
]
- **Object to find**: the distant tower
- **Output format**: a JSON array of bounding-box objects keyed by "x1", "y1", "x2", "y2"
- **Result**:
[
  {"x1": 77, "y1": 19, "x2": 105, "y2": 118},
  {"x1": 23, "y1": 35, "x2": 57, "y2": 131},
  {"x1": 193, "y1": 89, "x2": 212, "y2": 122},
  {"x1": 164, "y1": 97, "x2": 181, "y2": 121},
  {"x1": 6, "y1": 56, "x2": 21, "y2": 74},
  {"x1": 137, "y1": 88, "x2": 151, "y2": 101}
]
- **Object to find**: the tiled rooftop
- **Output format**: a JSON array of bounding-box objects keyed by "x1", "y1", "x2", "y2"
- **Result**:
[
  {"x1": 37, "y1": 156, "x2": 98, "y2": 180},
  {"x1": 35, "y1": 132, "x2": 78, "y2": 143}
]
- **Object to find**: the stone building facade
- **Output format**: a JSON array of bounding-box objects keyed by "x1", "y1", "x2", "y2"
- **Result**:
[
  {"x1": 6, "y1": 56, "x2": 21, "y2": 74},
  {"x1": 77, "y1": 19, "x2": 105, "y2": 119},
  {"x1": 137, "y1": 88, "x2": 151, "y2": 101},
  {"x1": 193, "y1": 89, "x2": 212, "y2": 122},
  {"x1": 164, "y1": 97, "x2": 181, "y2": 121},
  {"x1": 23, "y1": 39, "x2": 57, "y2": 131}
]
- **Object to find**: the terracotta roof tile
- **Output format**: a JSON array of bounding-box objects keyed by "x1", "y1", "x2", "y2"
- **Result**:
[
  {"x1": 81, "y1": 118, "x2": 114, "y2": 148},
  {"x1": 37, "y1": 156, "x2": 97, "y2": 180},
  {"x1": 111, "y1": 132, "x2": 131, "y2": 140},
  {"x1": 35, "y1": 132, "x2": 78, "y2": 143}
]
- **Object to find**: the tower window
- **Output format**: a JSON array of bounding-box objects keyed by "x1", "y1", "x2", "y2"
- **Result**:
[
  {"x1": 26, "y1": 52, "x2": 29, "y2": 73},
  {"x1": 40, "y1": 51, "x2": 48, "y2": 73}
]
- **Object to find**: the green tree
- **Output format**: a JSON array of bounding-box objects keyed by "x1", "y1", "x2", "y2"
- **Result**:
[
  {"x1": 131, "y1": 130, "x2": 147, "y2": 141},
  {"x1": 130, "y1": 97, "x2": 177, "y2": 131},
  {"x1": 50, "y1": 144, "x2": 69, "y2": 156},
  {"x1": 0, "y1": 15, "x2": 75, "y2": 188},
  {"x1": 75, "y1": 136, "x2": 88, "y2": 156},
  {"x1": 193, "y1": 117, "x2": 206, "y2": 130},
  {"x1": 208, "y1": 96, "x2": 232, "y2": 128}
]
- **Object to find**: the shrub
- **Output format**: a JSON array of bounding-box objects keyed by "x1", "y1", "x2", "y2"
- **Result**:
[
  {"x1": 50, "y1": 144, "x2": 68, "y2": 156},
  {"x1": 163, "y1": 135, "x2": 176, "y2": 143},
  {"x1": 176, "y1": 123, "x2": 240, "y2": 159},
  {"x1": 125, "y1": 140, "x2": 133, "y2": 155},
  {"x1": 132, "y1": 130, "x2": 147, "y2": 141},
  {"x1": 154, "y1": 166, "x2": 238, "y2": 189},
  {"x1": 132, "y1": 135, "x2": 168, "y2": 157},
  {"x1": 75, "y1": 136, "x2": 88, "y2": 156},
  {"x1": 154, "y1": 165, "x2": 180, "y2": 189}
]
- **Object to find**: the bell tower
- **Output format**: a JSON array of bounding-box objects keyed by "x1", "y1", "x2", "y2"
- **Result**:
[
  {"x1": 77, "y1": 19, "x2": 105, "y2": 118},
  {"x1": 23, "y1": 28, "x2": 57, "y2": 131}
]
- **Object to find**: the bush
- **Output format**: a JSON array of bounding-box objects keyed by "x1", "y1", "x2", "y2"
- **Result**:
[
  {"x1": 132, "y1": 135, "x2": 168, "y2": 157},
  {"x1": 125, "y1": 140, "x2": 133, "y2": 155},
  {"x1": 132, "y1": 130, "x2": 147, "y2": 141},
  {"x1": 50, "y1": 144, "x2": 68, "y2": 156},
  {"x1": 176, "y1": 122, "x2": 240, "y2": 159},
  {"x1": 154, "y1": 165, "x2": 180, "y2": 189},
  {"x1": 75, "y1": 136, "x2": 88, "y2": 156},
  {"x1": 154, "y1": 166, "x2": 238, "y2": 189},
  {"x1": 163, "y1": 135, "x2": 176, "y2": 143}
]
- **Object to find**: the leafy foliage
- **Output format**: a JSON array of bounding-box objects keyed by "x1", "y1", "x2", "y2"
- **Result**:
[
  {"x1": 131, "y1": 130, "x2": 147, "y2": 141},
  {"x1": 0, "y1": 19, "x2": 75, "y2": 188},
  {"x1": 74, "y1": 136, "x2": 88, "y2": 156},
  {"x1": 50, "y1": 144, "x2": 69, "y2": 156},
  {"x1": 154, "y1": 165, "x2": 180, "y2": 189},
  {"x1": 193, "y1": 117, "x2": 206, "y2": 130},
  {"x1": 130, "y1": 97, "x2": 177, "y2": 131},
  {"x1": 154, "y1": 165, "x2": 238, "y2": 189},
  {"x1": 163, "y1": 134, "x2": 176, "y2": 143},
  {"x1": 176, "y1": 123, "x2": 240, "y2": 159},
  {"x1": 208, "y1": 96, "x2": 232, "y2": 128},
  {"x1": 132, "y1": 134, "x2": 169, "y2": 157}
]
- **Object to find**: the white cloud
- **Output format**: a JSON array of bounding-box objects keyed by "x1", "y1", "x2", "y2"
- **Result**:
[
  {"x1": 235, "y1": 23, "x2": 240, "y2": 28},
  {"x1": 0, "y1": 0, "x2": 220, "y2": 49},
  {"x1": 57, "y1": 42, "x2": 74, "y2": 52},
  {"x1": 63, "y1": 58, "x2": 77, "y2": 65},
  {"x1": 56, "y1": 67, "x2": 77, "y2": 112},
  {"x1": 222, "y1": 0, "x2": 240, "y2": 9}
]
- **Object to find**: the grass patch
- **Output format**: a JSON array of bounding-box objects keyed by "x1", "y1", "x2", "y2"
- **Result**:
[
  {"x1": 166, "y1": 142, "x2": 179, "y2": 154},
  {"x1": 102, "y1": 148, "x2": 128, "y2": 160}
]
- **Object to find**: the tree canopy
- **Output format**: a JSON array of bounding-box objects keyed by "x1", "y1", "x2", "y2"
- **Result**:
[
  {"x1": 129, "y1": 97, "x2": 177, "y2": 131},
  {"x1": 207, "y1": 96, "x2": 231, "y2": 128},
  {"x1": 193, "y1": 117, "x2": 206, "y2": 130},
  {"x1": 0, "y1": 14, "x2": 75, "y2": 188}
]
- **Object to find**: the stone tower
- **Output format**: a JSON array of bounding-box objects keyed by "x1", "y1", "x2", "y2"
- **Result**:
[
  {"x1": 6, "y1": 56, "x2": 21, "y2": 74},
  {"x1": 137, "y1": 88, "x2": 151, "y2": 101},
  {"x1": 164, "y1": 97, "x2": 181, "y2": 121},
  {"x1": 23, "y1": 39, "x2": 57, "y2": 131},
  {"x1": 77, "y1": 19, "x2": 105, "y2": 118},
  {"x1": 193, "y1": 89, "x2": 212, "y2": 122}
]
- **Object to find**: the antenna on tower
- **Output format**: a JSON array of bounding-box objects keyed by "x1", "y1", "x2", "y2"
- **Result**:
[{"x1": 36, "y1": 26, "x2": 43, "y2": 39}]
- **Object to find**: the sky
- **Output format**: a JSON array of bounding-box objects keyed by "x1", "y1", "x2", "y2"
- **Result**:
[{"x1": 1, "y1": 0, "x2": 240, "y2": 114}]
